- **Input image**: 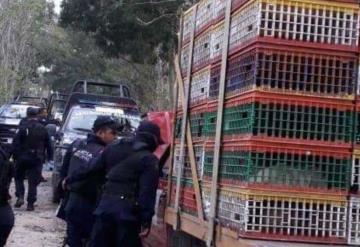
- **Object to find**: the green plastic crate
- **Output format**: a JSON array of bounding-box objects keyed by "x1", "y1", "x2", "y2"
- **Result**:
[
  {"x1": 204, "y1": 102, "x2": 354, "y2": 143},
  {"x1": 203, "y1": 151, "x2": 351, "y2": 190}
]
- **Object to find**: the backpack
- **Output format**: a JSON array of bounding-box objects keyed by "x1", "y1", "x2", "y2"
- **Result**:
[{"x1": 17, "y1": 121, "x2": 48, "y2": 167}]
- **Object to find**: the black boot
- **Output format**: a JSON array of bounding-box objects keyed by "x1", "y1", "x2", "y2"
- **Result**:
[
  {"x1": 14, "y1": 198, "x2": 24, "y2": 208},
  {"x1": 26, "y1": 204, "x2": 35, "y2": 211}
]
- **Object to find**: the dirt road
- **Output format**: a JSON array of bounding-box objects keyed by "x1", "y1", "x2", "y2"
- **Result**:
[{"x1": 6, "y1": 172, "x2": 66, "y2": 247}]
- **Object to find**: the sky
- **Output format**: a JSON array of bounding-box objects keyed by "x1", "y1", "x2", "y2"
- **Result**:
[{"x1": 53, "y1": 0, "x2": 62, "y2": 15}]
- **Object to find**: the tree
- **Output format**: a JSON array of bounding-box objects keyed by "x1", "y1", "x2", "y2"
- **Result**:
[
  {"x1": 59, "y1": 0, "x2": 185, "y2": 63},
  {"x1": 0, "y1": 0, "x2": 47, "y2": 102}
]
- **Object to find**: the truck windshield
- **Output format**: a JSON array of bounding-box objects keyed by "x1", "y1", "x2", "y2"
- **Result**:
[
  {"x1": 0, "y1": 104, "x2": 39, "y2": 119},
  {"x1": 65, "y1": 107, "x2": 140, "y2": 132}
]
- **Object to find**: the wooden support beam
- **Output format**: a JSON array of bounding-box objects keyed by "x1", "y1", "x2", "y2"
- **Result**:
[
  {"x1": 166, "y1": 13, "x2": 184, "y2": 207},
  {"x1": 174, "y1": 5, "x2": 198, "y2": 230},
  {"x1": 174, "y1": 55, "x2": 204, "y2": 223},
  {"x1": 206, "y1": 0, "x2": 232, "y2": 246}
]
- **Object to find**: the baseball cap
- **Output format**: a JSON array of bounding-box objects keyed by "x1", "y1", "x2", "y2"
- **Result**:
[
  {"x1": 26, "y1": 107, "x2": 39, "y2": 117},
  {"x1": 93, "y1": 116, "x2": 123, "y2": 133},
  {"x1": 136, "y1": 120, "x2": 164, "y2": 145}
]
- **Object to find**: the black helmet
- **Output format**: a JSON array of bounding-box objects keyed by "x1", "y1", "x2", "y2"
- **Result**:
[
  {"x1": 136, "y1": 120, "x2": 164, "y2": 145},
  {"x1": 93, "y1": 116, "x2": 122, "y2": 133},
  {"x1": 26, "y1": 107, "x2": 38, "y2": 117}
]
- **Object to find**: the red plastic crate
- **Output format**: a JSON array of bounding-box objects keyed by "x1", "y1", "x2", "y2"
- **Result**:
[{"x1": 170, "y1": 181, "x2": 198, "y2": 215}]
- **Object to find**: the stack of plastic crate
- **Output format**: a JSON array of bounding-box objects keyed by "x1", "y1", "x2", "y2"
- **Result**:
[
  {"x1": 348, "y1": 91, "x2": 360, "y2": 245},
  {"x1": 172, "y1": 0, "x2": 360, "y2": 244}
]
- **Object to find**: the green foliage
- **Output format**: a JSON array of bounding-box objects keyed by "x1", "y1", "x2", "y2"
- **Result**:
[{"x1": 60, "y1": 0, "x2": 185, "y2": 63}]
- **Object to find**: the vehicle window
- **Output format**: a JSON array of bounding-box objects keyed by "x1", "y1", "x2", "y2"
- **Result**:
[
  {"x1": 0, "y1": 104, "x2": 39, "y2": 119},
  {"x1": 122, "y1": 86, "x2": 130, "y2": 98},
  {"x1": 65, "y1": 108, "x2": 140, "y2": 132}
]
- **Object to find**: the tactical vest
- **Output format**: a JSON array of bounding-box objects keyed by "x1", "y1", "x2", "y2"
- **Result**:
[
  {"x1": 67, "y1": 138, "x2": 105, "y2": 199},
  {"x1": 20, "y1": 120, "x2": 48, "y2": 161},
  {"x1": 103, "y1": 143, "x2": 150, "y2": 201}
]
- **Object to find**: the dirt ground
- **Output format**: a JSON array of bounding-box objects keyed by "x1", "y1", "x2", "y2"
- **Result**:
[{"x1": 6, "y1": 172, "x2": 66, "y2": 247}]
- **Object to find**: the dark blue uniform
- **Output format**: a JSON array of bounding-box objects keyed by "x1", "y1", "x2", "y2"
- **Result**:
[
  {"x1": 12, "y1": 118, "x2": 53, "y2": 207},
  {"x1": 67, "y1": 133, "x2": 160, "y2": 247},
  {"x1": 61, "y1": 134, "x2": 106, "y2": 247},
  {"x1": 0, "y1": 147, "x2": 14, "y2": 247}
]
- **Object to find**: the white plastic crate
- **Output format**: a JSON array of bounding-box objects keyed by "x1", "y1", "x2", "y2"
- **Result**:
[
  {"x1": 228, "y1": 0, "x2": 359, "y2": 51},
  {"x1": 196, "y1": 0, "x2": 213, "y2": 32},
  {"x1": 190, "y1": 68, "x2": 210, "y2": 104},
  {"x1": 182, "y1": 8, "x2": 195, "y2": 43},
  {"x1": 202, "y1": 187, "x2": 348, "y2": 241},
  {"x1": 229, "y1": 2, "x2": 260, "y2": 51},
  {"x1": 213, "y1": 0, "x2": 226, "y2": 21},
  {"x1": 348, "y1": 197, "x2": 360, "y2": 245},
  {"x1": 211, "y1": 23, "x2": 225, "y2": 60},
  {"x1": 172, "y1": 144, "x2": 204, "y2": 180},
  {"x1": 259, "y1": 0, "x2": 359, "y2": 46},
  {"x1": 193, "y1": 31, "x2": 212, "y2": 70},
  {"x1": 202, "y1": 189, "x2": 248, "y2": 231},
  {"x1": 181, "y1": 44, "x2": 190, "y2": 75}
]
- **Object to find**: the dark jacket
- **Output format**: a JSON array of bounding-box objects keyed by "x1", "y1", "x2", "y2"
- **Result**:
[
  {"x1": 67, "y1": 134, "x2": 159, "y2": 228},
  {"x1": 61, "y1": 134, "x2": 106, "y2": 203},
  {"x1": 12, "y1": 118, "x2": 53, "y2": 162},
  {"x1": 0, "y1": 147, "x2": 12, "y2": 206}
]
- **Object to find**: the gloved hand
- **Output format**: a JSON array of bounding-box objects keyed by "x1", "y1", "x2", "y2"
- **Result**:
[{"x1": 139, "y1": 226, "x2": 151, "y2": 238}]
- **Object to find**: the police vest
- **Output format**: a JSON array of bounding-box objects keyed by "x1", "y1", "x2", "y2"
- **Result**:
[
  {"x1": 67, "y1": 138, "x2": 104, "y2": 199},
  {"x1": 103, "y1": 143, "x2": 151, "y2": 201},
  {"x1": 20, "y1": 120, "x2": 48, "y2": 160}
]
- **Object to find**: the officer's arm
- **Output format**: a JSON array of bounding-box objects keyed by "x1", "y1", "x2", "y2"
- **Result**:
[
  {"x1": 45, "y1": 132, "x2": 54, "y2": 161},
  {"x1": 66, "y1": 148, "x2": 107, "y2": 184},
  {"x1": 60, "y1": 143, "x2": 73, "y2": 180},
  {"x1": 11, "y1": 128, "x2": 24, "y2": 159},
  {"x1": 138, "y1": 155, "x2": 160, "y2": 229}
]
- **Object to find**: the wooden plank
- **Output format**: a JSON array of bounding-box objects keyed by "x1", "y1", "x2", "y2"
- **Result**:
[
  {"x1": 166, "y1": 13, "x2": 184, "y2": 207},
  {"x1": 206, "y1": 0, "x2": 232, "y2": 246},
  {"x1": 174, "y1": 4, "x2": 198, "y2": 230},
  {"x1": 174, "y1": 55, "x2": 204, "y2": 222},
  {"x1": 165, "y1": 209, "x2": 338, "y2": 247}
]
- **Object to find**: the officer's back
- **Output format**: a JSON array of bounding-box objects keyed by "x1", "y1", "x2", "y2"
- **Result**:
[
  {"x1": 69, "y1": 121, "x2": 163, "y2": 247},
  {"x1": 0, "y1": 146, "x2": 14, "y2": 246},
  {"x1": 62, "y1": 116, "x2": 121, "y2": 247},
  {"x1": 14, "y1": 107, "x2": 52, "y2": 163}
]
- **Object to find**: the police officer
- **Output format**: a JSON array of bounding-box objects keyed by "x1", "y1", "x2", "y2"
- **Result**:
[
  {"x1": 61, "y1": 116, "x2": 120, "y2": 247},
  {"x1": 65, "y1": 120, "x2": 163, "y2": 247},
  {"x1": 12, "y1": 107, "x2": 53, "y2": 211},
  {"x1": 0, "y1": 146, "x2": 14, "y2": 247}
]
